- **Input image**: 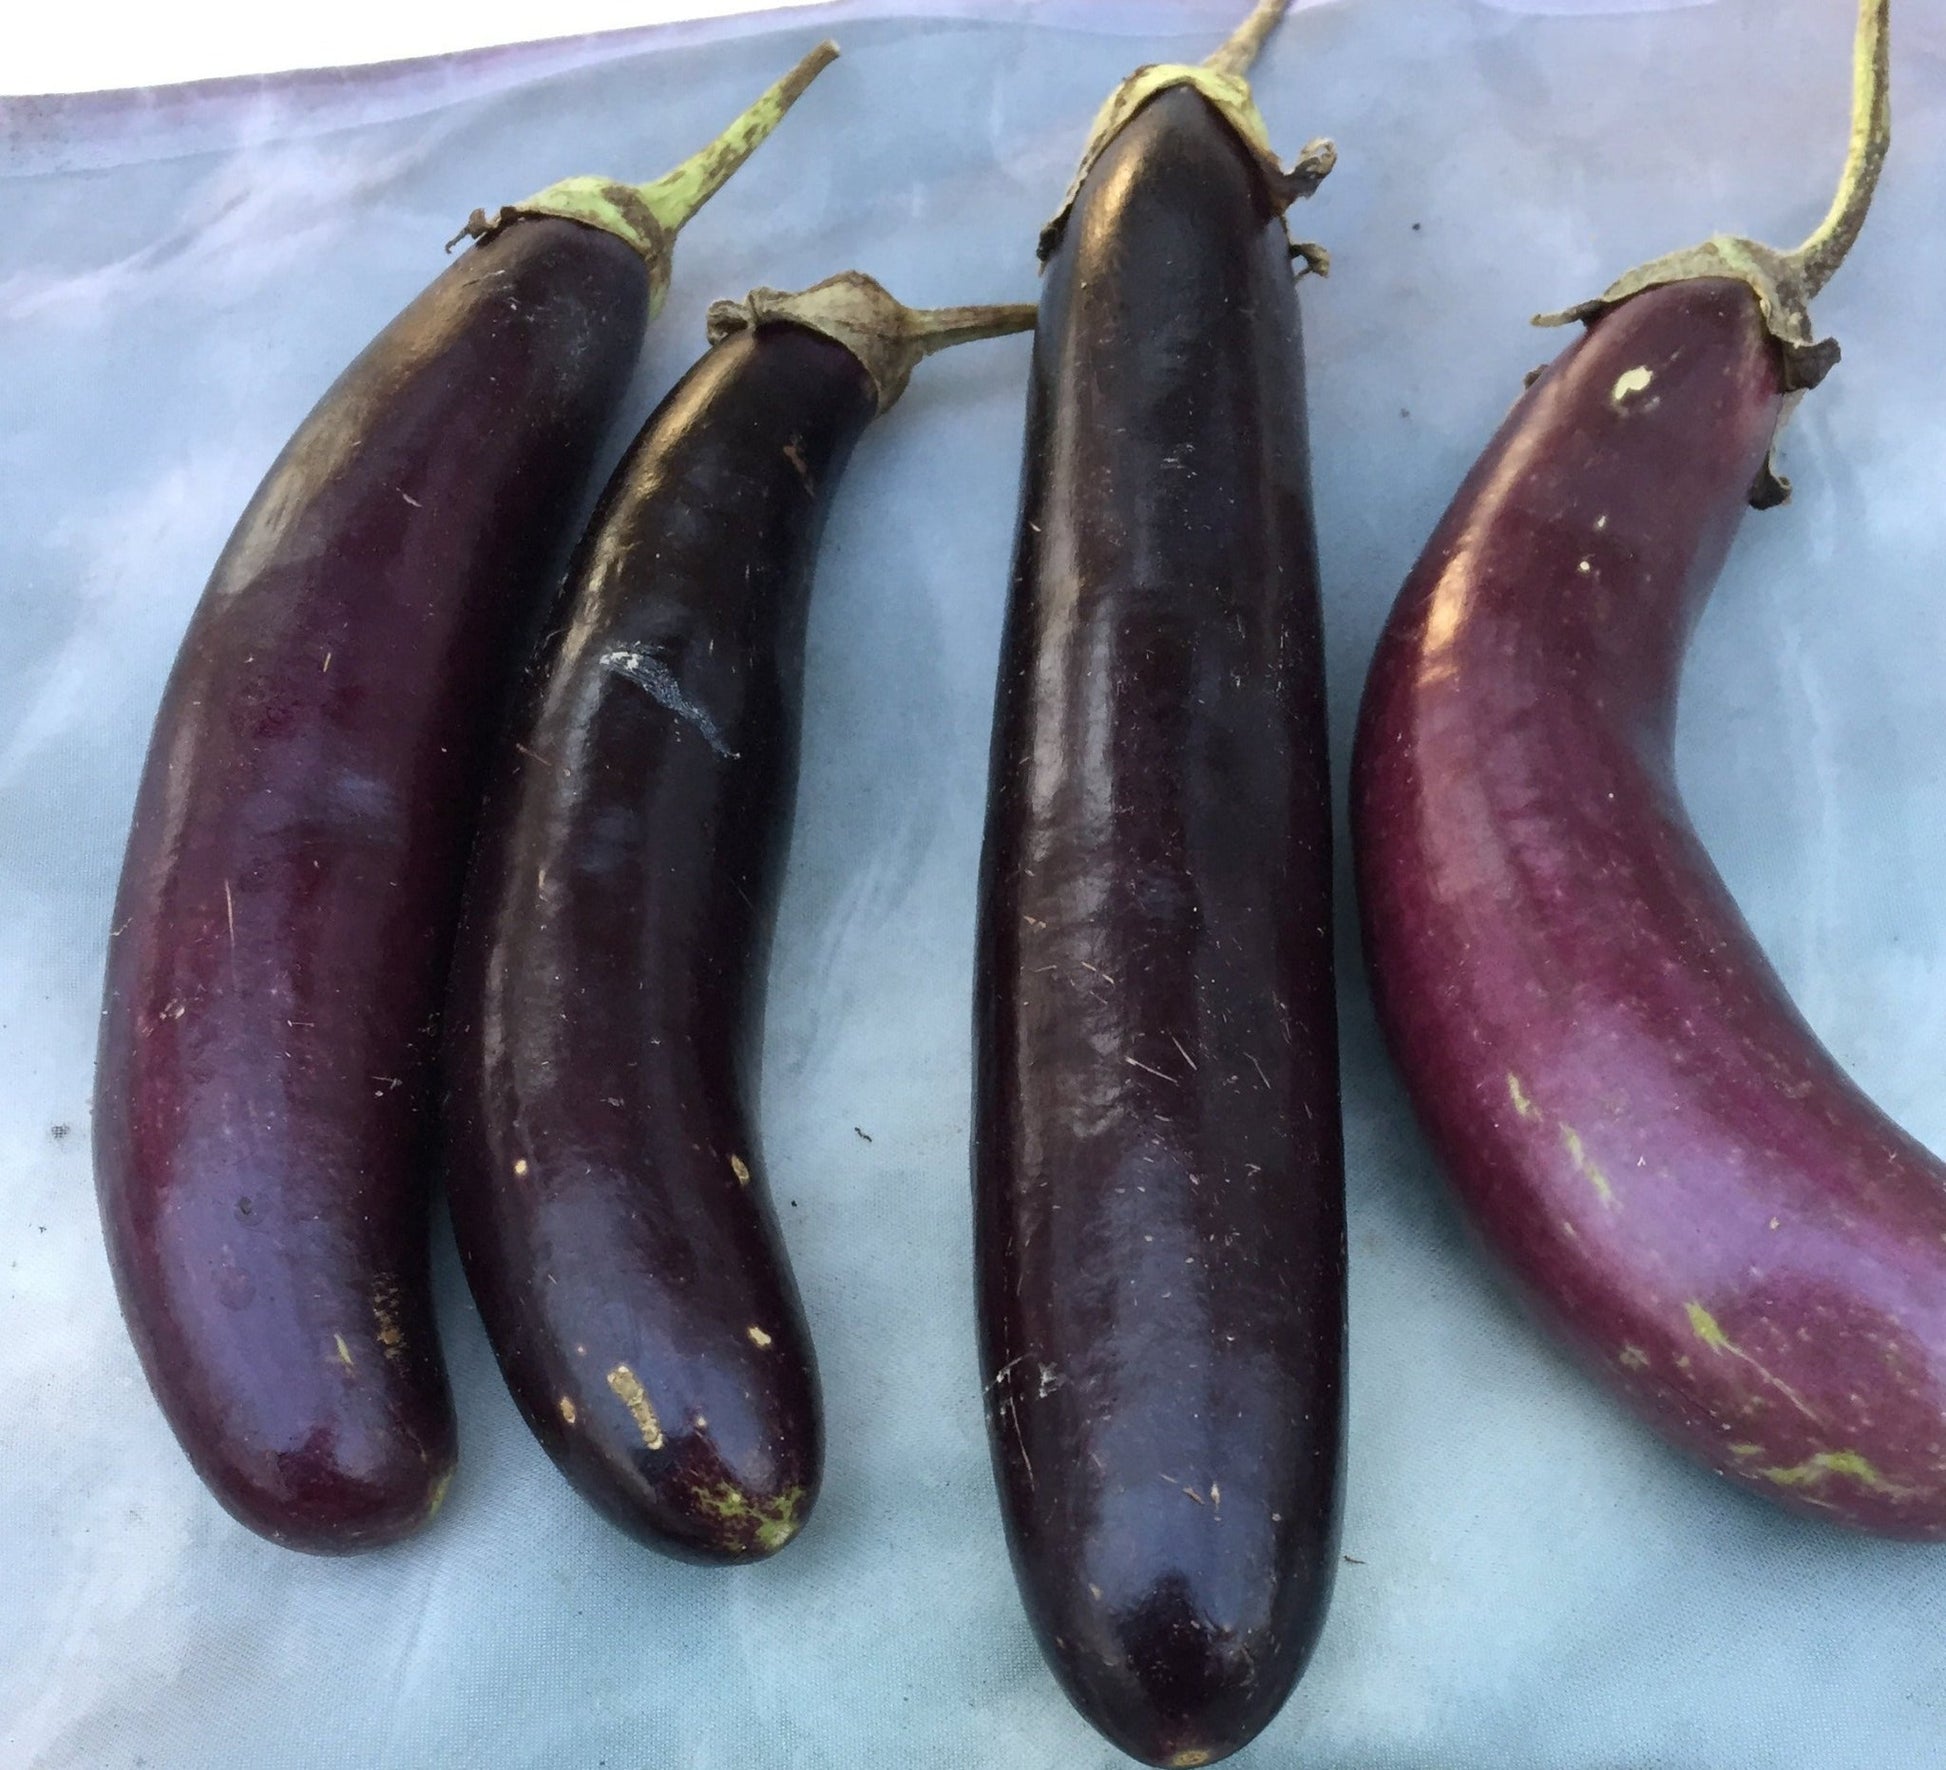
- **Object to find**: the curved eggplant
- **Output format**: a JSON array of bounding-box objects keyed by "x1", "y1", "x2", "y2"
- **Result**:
[
  {"x1": 974, "y1": 3, "x2": 1344, "y2": 1761},
  {"x1": 92, "y1": 45, "x2": 838, "y2": 1553},
  {"x1": 442, "y1": 276, "x2": 1033, "y2": 1562},
  {"x1": 1350, "y1": 1, "x2": 1946, "y2": 1535}
]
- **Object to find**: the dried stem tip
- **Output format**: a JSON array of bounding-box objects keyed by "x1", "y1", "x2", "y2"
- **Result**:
[{"x1": 1205, "y1": 0, "x2": 1292, "y2": 81}]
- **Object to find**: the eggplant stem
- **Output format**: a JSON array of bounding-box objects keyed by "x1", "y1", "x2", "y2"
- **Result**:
[
  {"x1": 637, "y1": 40, "x2": 841, "y2": 235},
  {"x1": 1788, "y1": 0, "x2": 1891, "y2": 299},
  {"x1": 706, "y1": 274, "x2": 1035, "y2": 412},
  {"x1": 465, "y1": 41, "x2": 839, "y2": 312},
  {"x1": 1203, "y1": 0, "x2": 1292, "y2": 80},
  {"x1": 1530, "y1": 0, "x2": 1889, "y2": 498},
  {"x1": 901, "y1": 302, "x2": 1040, "y2": 358}
]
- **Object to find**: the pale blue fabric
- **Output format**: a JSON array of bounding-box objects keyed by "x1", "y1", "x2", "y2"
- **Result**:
[{"x1": 3, "y1": 2, "x2": 1943, "y2": 1764}]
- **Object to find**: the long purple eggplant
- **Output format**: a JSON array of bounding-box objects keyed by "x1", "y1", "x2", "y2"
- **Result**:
[
  {"x1": 92, "y1": 44, "x2": 837, "y2": 1555},
  {"x1": 974, "y1": 3, "x2": 1343, "y2": 1761},
  {"x1": 1350, "y1": 2, "x2": 1946, "y2": 1536},
  {"x1": 441, "y1": 275, "x2": 1033, "y2": 1562}
]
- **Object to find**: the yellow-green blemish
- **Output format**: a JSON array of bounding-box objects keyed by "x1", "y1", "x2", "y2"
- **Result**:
[
  {"x1": 1611, "y1": 366, "x2": 1654, "y2": 405},
  {"x1": 1168, "y1": 1753, "x2": 1216, "y2": 1769},
  {"x1": 1686, "y1": 1302, "x2": 1734, "y2": 1352},
  {"x1": 333, "y1": 1333, "x2": 354, "y2": 1369},
  {"x1": 424, "y1": 1465, "x2": 455, "y2": 1521},
  {"x1": 694, "y1": 1481, "x2": 807, "y2": 1554},
  {"x1": 606, "y1": 1364, "x2": 665, "y2": 1451},
  {"x1": 729, "y1": 1154, "x2": 752, "y2": 1186},
  {"x1": 1729, "y1": 1443, "x2": 1761, "y2": 1457},
  {"x1": 1560, "y1": 1124, "x2": 1617, "y2": 1207},
  {"x1": 1759, "y1": 1449, "x2": 1912, "y2": 1497},
  {"x1": 746, "y1": 1324, "x2": 773, "y2": 1349},
  {"x1": 1507, "y1": 1073, "x2": 1538, "y2": 1121},
  {"x1": 1619, "y1": 1345, "x2": 1650, "y2": 1370},
  {"x1": 1683, "y1": 1302, "x2": 1819, "y2": 1421},
  {"x1": 558, "y1": 1396, "x2": 577, "y2": 1426}
]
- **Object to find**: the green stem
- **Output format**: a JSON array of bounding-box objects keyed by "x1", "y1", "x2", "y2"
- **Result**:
[
  {"x1": 458, "y1": 40, "x2": 840, "y2": 313},
  {"x1": 1788, "y1": 0, "x2": 1891, "y2": 299},
  {"x1": 1203, "y1": 0, "x2": 1292, "y2": 80},
  {"x1": 637, "y1": 39, "x2": 841, "y2": 235}
]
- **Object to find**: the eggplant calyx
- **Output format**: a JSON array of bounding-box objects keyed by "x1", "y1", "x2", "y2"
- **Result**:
[
  {"x1": 1037, "y1": 0, "x2": 1328, "y2": 262},
  {"x1": 448, "y1": 179, "x2": 676, "y2": 300},
  {"x1": 1533, "y1": 0, "x2": 1888, "y2": 489},
  {"x1": 1535, "y1": 235, "x2": 1843, "y2": 393},
  {"x1": 706, "y1": 272, "x2": 1036, "y2": 413},
  {"x1": 1038, "y1": 62, "x2": 1333, "y2": 263},
  {"x1": 448, "y1": 39, "x2": 839, "y2": 317}
]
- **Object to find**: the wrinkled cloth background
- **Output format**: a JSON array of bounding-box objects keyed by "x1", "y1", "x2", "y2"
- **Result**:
[{"x1": 4, "y1": 2, "x2": 1945, "y2": 1764}]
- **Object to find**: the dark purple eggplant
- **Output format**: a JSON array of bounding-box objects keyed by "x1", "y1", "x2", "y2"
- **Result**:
[
  {"x1": 441, "y1": 275, "x2": 1033, "y2": 1563},
  {"x1": 92, "y1": 44, "x2": 838, "y2": 1555},
  {"x1": 1349, "y1": 3, "x2": 1942, "y2": 1534},
  {"x1": 973, "y1": 3, "x2": 1342, "y2": 1761}
]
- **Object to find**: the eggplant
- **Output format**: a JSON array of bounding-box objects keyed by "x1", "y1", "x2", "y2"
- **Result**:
[
  {"x1": 1349, "y1": 1, "x2": 1945, "y2": 1535},
  {"x1": 973, "y1": 2, "x2": 1343, "y2": 1761},
  {"x1": 92, "y1": 44, "x2": 838, "y2": 1554},
  {"x1": 441, "y1": 275, "x2": 1033, "y2": 1562}
]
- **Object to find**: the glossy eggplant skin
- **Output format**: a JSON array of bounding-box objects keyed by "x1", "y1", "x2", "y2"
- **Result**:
[
  {"x1": 442, "y1": 324, "x2": 873, "y2": 1563},
  {"x1": 975, "y1": 89, "x2": 1345, "y2": 1767},
  {"x1": 95, "y1": 217, "x2": 648, "y2": 1554},
  {"x1": 1353, "y1": 278, "x2": 1946, "y2": 1537}
]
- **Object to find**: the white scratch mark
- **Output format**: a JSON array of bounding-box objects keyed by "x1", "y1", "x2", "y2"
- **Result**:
[{"x1": 604, "y1": 643, "x2": 736, "y2": 758}]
